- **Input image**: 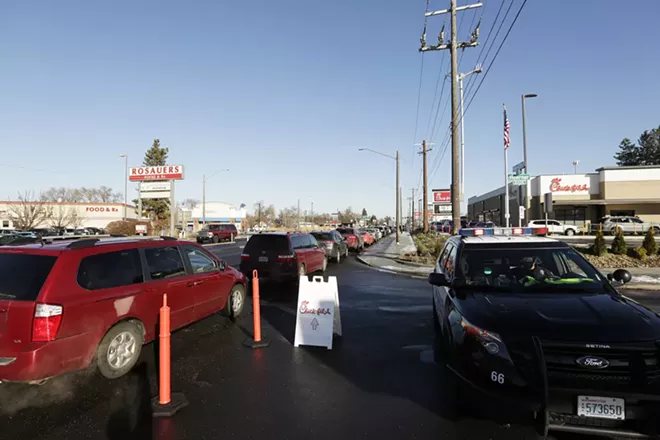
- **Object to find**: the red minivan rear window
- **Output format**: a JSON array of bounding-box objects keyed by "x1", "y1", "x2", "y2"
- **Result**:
[{"x1": 0, "y1": 253, "x2": 57, "y2": 301}]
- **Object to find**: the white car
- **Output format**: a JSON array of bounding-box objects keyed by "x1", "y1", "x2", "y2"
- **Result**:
[{"x1": 527, "y1": 219, "x2": 578, "y2": 236}]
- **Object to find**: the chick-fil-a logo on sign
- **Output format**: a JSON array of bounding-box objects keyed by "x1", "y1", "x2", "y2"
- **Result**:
[
  {"x1": 550, "y1": 178, "x2": 589, "y2": 193},
  {"x1": 299, "y1": 300, "x2": 331, "y2": 316}
]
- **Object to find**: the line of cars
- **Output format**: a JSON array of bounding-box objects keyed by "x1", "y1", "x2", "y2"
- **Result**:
[
  {"x1": 238, "y1": 225, "x2": 393, "y2": 288},
  {"x1": 0, "y1": 227, "x2": 106, "y2": 246}
]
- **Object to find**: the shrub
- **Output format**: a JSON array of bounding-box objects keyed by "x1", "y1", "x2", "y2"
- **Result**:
[
  {"x1": 592, "y1": 230, "x2": 608, "y2": 256},
  {"x1": 105, "y1": 220, "x2": 153, "y2": 236},
  {"x1": 643, "y1": 227, "x2": 658, "y2": 255},
  {"x1": 611, "y1": 229, "x2": 627, "y2": 255},
  {"x1": 412, "y1": 233, "x2": 447, "y2": 257},
  {"x1": 632, "y1": 247, "x2": 647, "y2": 260}
]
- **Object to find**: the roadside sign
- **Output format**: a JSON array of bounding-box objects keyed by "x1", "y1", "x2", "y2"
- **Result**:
[
  {"x1": 508, "y1": 173, "x2": 530, "y2": 186},
  {"x1": 519, "y1": 206, "x2": 525, "y2": 218},
  {"x1": 294, "y1": 276, "x2": 341, "y2": 349},
  {"x1": 139, "y1": 191, "x2": 171, "y2": 199},
  {"x1": 129, "y1": 165, "x2": 184, "y2": 181},
  {"x1": 135, "y1": 224, "x2": 147, "y2": 235},
  {"x1": 140, "y1": 181, "x2": 172, "y2": 192}
]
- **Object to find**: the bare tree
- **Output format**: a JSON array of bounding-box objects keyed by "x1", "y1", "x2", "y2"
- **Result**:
[
  {"x1": 47, "y1": 205, "x2": 79, "y2": 229},
  {"x1": 8, "y1": 192, "x2": 50, "y2": 230},
  {"x1": 70, "y1": 210, "x2": 84, "y2": 228},
  {"x1": 278, "y1": 206, "x2": 299, "y2": 229},
  {"x1": 41, "y1": 186, "x2": 121, "y2": 203},
  {"x1": 98, "y1": 186, "x2": 122, "y2": 203},
  {"x1": 182, "y1": 198, "x2": 199, "y2": 210}
]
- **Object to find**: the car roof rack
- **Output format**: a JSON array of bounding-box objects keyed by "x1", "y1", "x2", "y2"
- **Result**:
[{"x1": 67, "y1": 238, "x2": 101, "y2": 249}]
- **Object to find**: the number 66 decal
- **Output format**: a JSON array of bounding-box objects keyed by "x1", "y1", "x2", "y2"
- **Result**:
[{"x1": 490, "y1": 371, "x2": 504, "y2": 384}]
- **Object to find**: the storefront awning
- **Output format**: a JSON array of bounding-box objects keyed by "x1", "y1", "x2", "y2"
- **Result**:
[{"x1": 550, "y1": 199, "x2": 660, "y2": 206}]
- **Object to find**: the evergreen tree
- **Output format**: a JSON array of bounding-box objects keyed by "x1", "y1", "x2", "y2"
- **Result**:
[
  {"x1": 133, "y1": 139, "x2": 171, "y2": 221},
  {"x1": 643, "y1": 227, "x2": 658, "y2": 255},
  {"x1": 614, "y1": 126, "x2": 660, "y2": 166},
  {"x1": 611, "y1": 228, "x2": 627, "y2": 255},
  {"x1": 361, "y1": 208, "x2": 368, "y2": 217},
  {"x1": 592, "y1": 230, "x2": 607, "y2": 256}
]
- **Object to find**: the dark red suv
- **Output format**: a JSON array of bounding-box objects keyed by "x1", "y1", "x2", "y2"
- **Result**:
[
  {"x1": 197, "y1": 224, "x2": 238, "y2": 244},
  {"x1": 240, "y1": 232, "x2": 327, "y2": 285},
  {"x1": 0, "y1": 236, "x2": 246, "y2": 383}
]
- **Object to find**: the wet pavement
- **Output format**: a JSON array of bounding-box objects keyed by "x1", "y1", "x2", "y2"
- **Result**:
[{"x1": 0, "y1": 252, "x2": 653, "y2": 440}]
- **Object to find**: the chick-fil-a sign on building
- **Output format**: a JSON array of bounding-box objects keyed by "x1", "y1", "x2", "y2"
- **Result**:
[{"x1": 129, "y1": 165, "x2": 184, "y2": 181}]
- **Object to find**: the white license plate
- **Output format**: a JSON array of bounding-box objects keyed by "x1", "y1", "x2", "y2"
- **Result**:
[
  {"x1": 258, "y1": 256, "x2": 268, "y2": 262},
  {"x1": 577, "y1": 396, "x2": 625, "y2": 420}
]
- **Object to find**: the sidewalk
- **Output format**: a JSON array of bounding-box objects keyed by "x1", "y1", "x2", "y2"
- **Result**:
[{"x1": 357, "y1": 233, "x2": 432, "y2": 277}]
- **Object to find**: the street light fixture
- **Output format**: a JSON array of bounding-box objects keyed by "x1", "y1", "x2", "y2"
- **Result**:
[
  {"x1": 119, "y1": 154, "x2": 128, "y2": 220},
  {"x1": 572, "y1": 160, "x2": 580, "y2": 174},
  {"x1": 521, "y1": 93, "x2": 537, "y2": 222},
  {"x1": 202, "y1": 169, "x2": 230, "y2": 227},
  {"x1": 358, "y1": 148, "x2": 400, "y2": 244}
]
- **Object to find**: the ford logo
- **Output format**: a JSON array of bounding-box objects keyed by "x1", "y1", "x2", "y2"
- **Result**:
[{"x1": 576, "y1": 356, "x2": 610, "y2": 369}]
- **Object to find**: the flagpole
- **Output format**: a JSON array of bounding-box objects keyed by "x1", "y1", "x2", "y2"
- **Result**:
[{"x1": 503, "y1": 104, "x2": 510, "y2": 228}]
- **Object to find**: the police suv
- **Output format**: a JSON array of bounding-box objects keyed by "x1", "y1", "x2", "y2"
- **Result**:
[{"x1": 430, "y1": 227, "x2": 660, "y2": 438}]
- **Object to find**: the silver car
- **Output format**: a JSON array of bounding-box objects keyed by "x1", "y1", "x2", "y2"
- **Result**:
[{"x1": 601, "y1": 216, "x2": 659, "y2": 235}]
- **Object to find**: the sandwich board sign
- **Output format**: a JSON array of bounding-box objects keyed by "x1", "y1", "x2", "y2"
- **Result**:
[{"x1": 294, "y1": 276, "x2": 342, "y2": 349}]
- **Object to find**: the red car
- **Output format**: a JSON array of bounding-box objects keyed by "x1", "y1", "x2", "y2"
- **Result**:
[
  {"x1": 0, "y1": 236, "x2": 246, "y2": 383},
  {"x1": 359, "y1": 230, "x2": 375, "y2": 246},
  {"x1": 336, "y1": 228, "x2": 364, "y2": 251}
]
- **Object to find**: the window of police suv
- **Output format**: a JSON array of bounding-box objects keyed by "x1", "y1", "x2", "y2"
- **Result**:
[
  {"x1": 77, "y1": 249, "x2": 143, "y2": 290},
  {"x1": 0, "y1": 253, "x2": 57, "y2": 300},
  {"x1": 457, "y1": 246, "x2": 605, "y2": 292}
]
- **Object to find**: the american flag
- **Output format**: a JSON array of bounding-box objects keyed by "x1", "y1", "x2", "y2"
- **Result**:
[{"x1": 503, "y1": 106, "x2": 510, "y2": 150}]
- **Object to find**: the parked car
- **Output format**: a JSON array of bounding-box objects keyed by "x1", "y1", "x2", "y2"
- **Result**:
[
  {"x1": 240, "y1": 232, "x2": 327, "y2": 287},
  {"x1": 359, "y1": 229, "x2": 375, "y2": 246},
  {"x1": 0, "y1": 236, "x2": 246, "y2": 383},
  {"x1": 0, "y1": 234, "x2": 38, "y2": 246},
  {"x1": 527, "y1": 219, "x2": 577, "y2": 236},
  {"x1": 197, "y1": 224, "x2": 238, "y2": 244},
  {"x1": 367, "y1": 228, "x2": 382, "y2": 241},
  {"x1": 311, "y1": 230, "x2": 348, "y2": 263},
  {"x1": 601, "y1": 216, "x2": 659, "y2": 235},
  {"x1": 336, "y1": 227, "x2": 364, "y2": 251},
  {"x1": 0, "y1": 229, "x2": 19, "y2": 236}
]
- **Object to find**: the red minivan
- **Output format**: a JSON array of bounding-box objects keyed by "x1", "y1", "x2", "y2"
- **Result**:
[{"x1": 0, "y1": 236, "x2": 246, "y2": 383}]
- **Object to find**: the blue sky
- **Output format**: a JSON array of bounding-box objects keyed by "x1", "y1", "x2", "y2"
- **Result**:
[{"x1": 1, "y1": 0, "x2": 659, "y2": 218}]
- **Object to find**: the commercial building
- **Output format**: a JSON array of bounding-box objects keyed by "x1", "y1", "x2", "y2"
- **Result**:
[
  {"x1": 0, "y1": 201, "x2": 136, "y2": 230},
  {"x1": 468, "y1": 165, "x2": 660, "y2": 228},
  {"x1": 188, "y1": 202, "x2": 247, "y2": 232}
]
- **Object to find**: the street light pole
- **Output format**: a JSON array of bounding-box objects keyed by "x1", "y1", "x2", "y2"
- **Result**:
[
  {"x1": 202, "y1": 169, "x2": 229, "y2": 229},
  {"x1": 458, "y1": 66, "x2": 482, "y2": 202},
  {"x1": 119, "y1": 154, "x2": 128, "y2": 220},
  {"x1": 521, "y1": 93, "x2": 537, "y2": 221},
  {"x1": 358, "y1": 148, "x2": 399, "y2": 244}
]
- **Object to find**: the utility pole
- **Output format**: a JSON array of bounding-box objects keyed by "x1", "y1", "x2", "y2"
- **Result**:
[
  {"x1": 311, "y1": 202, "x2": 314, "y2": 224},
  {"x1": 420, "y1": 0, "x2": 481, "y2": 234},
  {"x1": 410, "y1": 189, "x2": 415, "y2": 229},
  {"x1": 396, "y1": 151, "x2": 400, "y2": 244},
  {"x1": 257, "y1": 202, "x2": 262, "y2": 226},
  {"x1": 399, "y1": 186, "x2": 403, "y2": 234},
  {"x1": 417, "y1": 140, "x2": 434, "y2": 233}
]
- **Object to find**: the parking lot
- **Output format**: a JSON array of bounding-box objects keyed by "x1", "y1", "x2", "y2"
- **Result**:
[{"x1": 3, "y1": 239, "x2": 658, "y2": 440}]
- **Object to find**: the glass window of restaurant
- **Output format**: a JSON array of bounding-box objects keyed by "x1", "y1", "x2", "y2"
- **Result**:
[{"x1": 554, "y1": 207, "x2": 586, "y2": 226}]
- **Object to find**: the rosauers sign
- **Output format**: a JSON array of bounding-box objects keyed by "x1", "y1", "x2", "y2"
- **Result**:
[{"x1": 129, "y1": 165, "x2": 184, "y2": 181}]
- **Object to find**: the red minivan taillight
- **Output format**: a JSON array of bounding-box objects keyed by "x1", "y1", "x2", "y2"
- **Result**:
[
  {"x1": 277, "y1": 254, "x2": 296, "y2": 262},
  {"x1": 32, "y1": 304, "x2": 63, "y2": 342}
]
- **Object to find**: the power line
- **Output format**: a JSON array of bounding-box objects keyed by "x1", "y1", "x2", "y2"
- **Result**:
[
  {"x1": 427, "y1": 0, "x2": 529, "y2": 187},
  {"x1": 411, "y1": 53, "x2": 426, "y2": 170}
]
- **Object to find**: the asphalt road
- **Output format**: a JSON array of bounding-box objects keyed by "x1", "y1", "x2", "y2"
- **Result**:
[{"x1": 0, "y1": 247, "x2": 657, "y2": 440}]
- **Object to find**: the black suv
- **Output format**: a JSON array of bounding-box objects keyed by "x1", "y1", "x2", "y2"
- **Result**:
[{"x1": 429, "y1": 229, "x2": 660, "y2": 437}]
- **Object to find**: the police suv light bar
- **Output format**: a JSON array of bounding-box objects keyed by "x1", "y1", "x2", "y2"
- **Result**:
[{"x1": 458, "y1": 227, "x2": 549, "y2": 237}]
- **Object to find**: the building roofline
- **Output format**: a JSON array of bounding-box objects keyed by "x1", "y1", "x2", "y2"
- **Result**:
[
  {"x1": 0, "y1": 201, "x2": 135, "y2": 207},
  {"x1": 596, "y1": 165, "x2": 660, "y2": 171}
]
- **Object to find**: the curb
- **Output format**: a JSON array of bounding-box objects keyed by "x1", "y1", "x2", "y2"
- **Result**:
[
  {"x1": 356, "y1": 255, "x2": 431, "y2": 277},
  {"x1": 393, "y1": 258, "x2": 435, "y2": 268},
  {"x1": 619, "y1": 283, "x2": 660, "y2": 292}
]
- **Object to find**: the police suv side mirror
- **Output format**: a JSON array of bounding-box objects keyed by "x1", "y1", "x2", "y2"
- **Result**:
[
  {"x1": 608, "y1": 269, "x2": 632, "y2": 284},
  {"x1": 428, "y1": 272, "x2": 449, "y2": 287}
]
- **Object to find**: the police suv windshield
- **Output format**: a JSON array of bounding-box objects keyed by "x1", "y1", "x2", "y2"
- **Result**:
[{"x1": 456, "y1": 246, "x2": 605, "y2": 292}]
